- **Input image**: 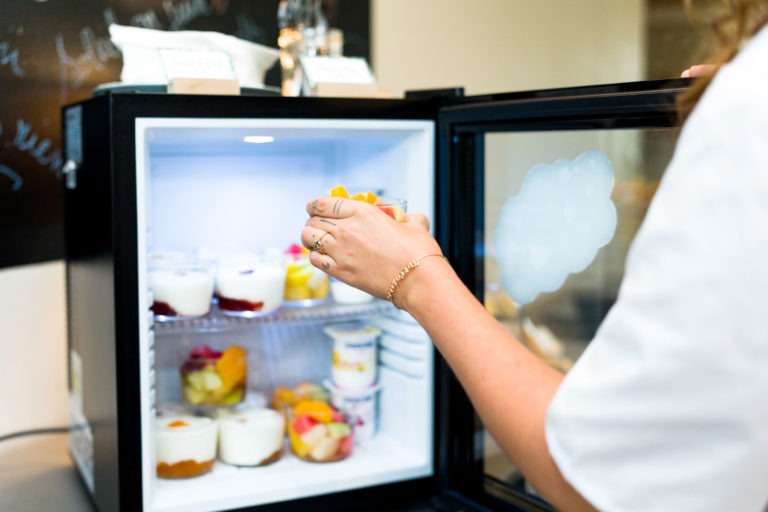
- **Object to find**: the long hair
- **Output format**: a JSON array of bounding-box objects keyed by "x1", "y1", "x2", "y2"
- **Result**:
[{"x1": 677, "y1": 0, "x2": 768, "y2": 123}]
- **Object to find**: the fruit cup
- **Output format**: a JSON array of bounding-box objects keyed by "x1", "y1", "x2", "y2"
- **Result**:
[
  {"x1": 286, "y1": 399, "x2": 354, "y2": 463},
  {"x1": 180, "y1": 345, "x2": 247, "y2": 407},
  {"x1": 374, "y1": 198, "x2": 407, "y2": 222},
  {"x1": 283, "y1": 244, "x2": 329, "y2": 306}
]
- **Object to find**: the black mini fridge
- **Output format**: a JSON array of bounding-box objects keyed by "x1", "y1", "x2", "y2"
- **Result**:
[{"x1": 62, "y1": 79, "x2": 686, "y2": 512}]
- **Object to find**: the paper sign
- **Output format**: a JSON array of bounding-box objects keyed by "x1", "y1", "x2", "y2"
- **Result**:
[
  {"x1": 159, "y1": 48, "x2": 236, "y2": 82},
  {"x1": 300, "y1": 56, "x2": 375, "y2": 88}
]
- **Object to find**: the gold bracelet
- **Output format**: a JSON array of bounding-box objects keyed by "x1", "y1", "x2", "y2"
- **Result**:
[{"x1": 386, "y1": 253, "x2": 447, "y2": 309}]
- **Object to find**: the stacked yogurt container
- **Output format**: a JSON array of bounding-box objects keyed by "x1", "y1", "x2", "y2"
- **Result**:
[{"x1": 323, "y1": 321, "x2": 382, "y2": 441}]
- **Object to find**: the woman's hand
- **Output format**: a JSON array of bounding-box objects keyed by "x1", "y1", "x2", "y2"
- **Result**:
[{"x1": 301, "y1": 196, "x2": 442, "y2": 301}]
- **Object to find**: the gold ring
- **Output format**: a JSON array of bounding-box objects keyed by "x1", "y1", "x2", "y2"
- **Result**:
[{"x1": 312, "y1": 232, "x2": 331, "y2": 255}]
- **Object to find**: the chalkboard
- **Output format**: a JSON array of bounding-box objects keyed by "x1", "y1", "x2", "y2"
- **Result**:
[{"x1": 0, "y1": 0, "x2": 370, "y2": 269}]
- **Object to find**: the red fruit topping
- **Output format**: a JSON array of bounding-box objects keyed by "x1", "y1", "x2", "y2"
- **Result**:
[
  {"x1": 292, "y1": 414, "x2": 319, "y2": 435},
  {"x1": 338, "y1": 434, "x2": 354, "y2": 455},
  {"x1": 151, "y1": 301, "x2": 178, "y2": 316},
  {"x1": 379, "y1": 207, "x2": 395, "y2": 219},
  {"x1": 217, "y1": 296, "x2": 265, "y2": 312},
  {"x1": 331, "y1": 411, "x2": 344, "y2": 423},
  {"x1": 190, "y1": 345, "x2": 222, "y2": 359},
  {"x1": 285, "y1": 243, "x2": 304, "y2": 256}
]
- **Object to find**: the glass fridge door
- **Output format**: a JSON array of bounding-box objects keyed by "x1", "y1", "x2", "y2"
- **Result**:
[{"x1": 434, "y1": 80, "x2": 687, "y2": 511}]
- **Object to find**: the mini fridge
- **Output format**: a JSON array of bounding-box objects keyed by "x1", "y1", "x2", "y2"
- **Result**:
[{"x1": 62, "y1": 79, "x2": 686, "y2": 512}]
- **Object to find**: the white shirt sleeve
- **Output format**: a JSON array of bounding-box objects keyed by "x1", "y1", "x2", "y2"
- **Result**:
[{"x1": 545, "y1": 26, "x2": 768, "y2": 512}]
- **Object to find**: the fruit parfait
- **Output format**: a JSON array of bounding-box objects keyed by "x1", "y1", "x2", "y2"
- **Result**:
[
  {"x1": 287, "y1": 399, "x2": 354, "y2": 463},
  {"x1": 155, "y1": 415, "x2": 217, "y2": 479},
  {"x1": 215, "y1": 250, "x2": 286, "y2": 317},
  {"x1": 180, "y1": 345, "x2": 247, "y2": 407},
  {"x1": 329, "y1": 185, "x2": 407, "y2": 222},
  {"x1": 217, "y1": 407, "x2": 285, "y2": 467},
  {"x1": 283, "y1": 244, "x2": 329, "y2": 307},
  {"x1": 148, "y1": 258, "x2": 215, "y2": 321}
]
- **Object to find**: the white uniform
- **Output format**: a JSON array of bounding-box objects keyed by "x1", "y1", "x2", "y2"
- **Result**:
[{"x1": 545, "y1": 26, "x2": 768, "y2": 512}]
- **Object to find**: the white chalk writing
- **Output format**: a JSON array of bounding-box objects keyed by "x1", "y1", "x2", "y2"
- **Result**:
[
  {"x1": 0, "y1": 40, "x2": 25, "y2": 77},
  {"x1": 5, "y1": 118, "x2": 63, "y2": 176},
  {"x1": 0, "y1": 164, "x2": 23, "y2": 191},
  {"x1": 164, "y1": 0, "x2": 213, "y2": 31}
]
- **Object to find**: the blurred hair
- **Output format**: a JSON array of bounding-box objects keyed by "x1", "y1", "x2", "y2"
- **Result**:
[{"x1": 677, "y1": 0, "x2": 768, "y2": 122}]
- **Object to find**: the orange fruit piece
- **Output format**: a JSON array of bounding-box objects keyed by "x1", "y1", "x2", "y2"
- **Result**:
[
  {"x1": 351, "y1": 191, "x2": 379, "y2": 204},
  {"x1": 215, "y1": 346, "x2": 247, "y2": 390},
  {"x1": 292, "y1": 399, "x2": 334, "y2": 423},
  {"x1": 272, "y1": 386, "x2": 295, "y2": 409},
  {"x1": 167, "y1": 419, "x2": 189, "y2": 428},
  {"x1": 330, "y1": 185, "x2": 349, "y2": 198}
]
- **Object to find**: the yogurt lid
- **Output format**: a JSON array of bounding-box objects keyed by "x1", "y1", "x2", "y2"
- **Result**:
[{"x1": 323, "y1": 321, "x2": 381, "y2": 342}]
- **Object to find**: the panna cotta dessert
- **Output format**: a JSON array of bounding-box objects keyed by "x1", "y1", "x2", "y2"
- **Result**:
[
  {"x1": 149, "y1": 262, "x2": 214, "y2": 320},
  {"x1": 217, "y1": 408, "x2": 285, "y2": 466},
  {"x1": 215, "y1": 252, "x2": 286, "y2": 316},
  {"x1": 287, "y1": 400, "x2": 354, "y2": 463},
  {"x1": 180, "y1": 345, "x2": 247, "y2": 407},
  {"x1": 155, "y1": 415, "x2": 217, "y2": 478},
  {"x1": 324, "y1": 322, "x2": 381, "y2": 388},
  {"x1": 284, "y1": 244, "x2": 329, "y2": 305}
]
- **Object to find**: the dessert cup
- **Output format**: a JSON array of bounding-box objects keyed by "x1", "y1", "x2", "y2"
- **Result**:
[
  {"x1": 155, "y1": 415, "x2": 217, "y2": 478},
  {"x1": 180, "y1": 345, "x2": 248, "y2": 407},
  {"x1": 215, "y1": 250, "x2": 286, "y2": 317},
  {"x1": 149, "y1": 260, "x2": 214, "y2": 321},
  {"x1": 217, "y1": 408, "x2": 285, "y2": 466}
]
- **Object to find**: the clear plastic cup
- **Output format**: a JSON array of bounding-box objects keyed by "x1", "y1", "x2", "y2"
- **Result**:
[
  {"x1": 149, "y1": 259, "x2": 215, "y2": 321},
  {"x1": 180, "y1": 345, "x2": 247, "y2": 407},
  {"x1": 215, "y1": 250, "x2": 286, "y2": 317},
  {"x1": 155, "y1": 415, "x2": 217, "y2": 479},
  {"x1": 217, "y1": 408, "x2": 285, "y2": 467},
  {"x1": 286, "y1": 400, "x2": 354, "y2": 463},
  {"x1": 375, "y1": 198, "x2": 407, "y2": 222}
]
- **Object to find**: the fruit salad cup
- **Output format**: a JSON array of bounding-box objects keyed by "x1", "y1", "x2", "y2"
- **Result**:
[
  {"x1": 283, "y1": 244, "x2": 329, "y2": 306},
  {"x1": 180, "y1": 345, "x2": 247, "y2": 407},
  {"x1": 286, "y1": 399, "x2": 354, "y2": 463},
  {"x1": 329, "y1": 185, "x2": 407, "y2": 222},
  {"x1": 271, "y1": 381, "x2": 330, "y2": 411}
]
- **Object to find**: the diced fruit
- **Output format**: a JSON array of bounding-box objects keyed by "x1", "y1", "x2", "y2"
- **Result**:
[
  {"x1": 218, "y1": 387, "x2": 244, "y2": 405},
  {"x1": 338, "y1": 434, "x2": 354, "y2": 456},
  {"x1": 285, "y1": 264, "x2": 314, "y2": 287},
  {"x1": 215, "y1": 346, "x2": 247, "y2": 390},
  {"x1": 186, "y1": 369, "x2": 223, "y2": 392},
  {"x1": 351, "y1": 191, "x2": 378, "y2": 204},
  {"x1": 326, "y1": 422, "x2": 352, "y2": 440},
  {"x1": 289, "y1": 426, "x2": 310, "y2": 457},
  {"x1": 309, "y1": 436, "x2": 340, "y2": 461},
  {"x1": 330, "y1": 184, "x2": 350, "y2": 198},
  {"x1": 291, "y1": 414, "x2": 319, "y2": 435},
  {"x1": 272, "y1": 386, "x2": 295, "y2": 409},
  {"x1": 299, "y1": 423, "x2": 328, "y2": 450},
  {"x1": 306, "y1": 268, "x2": 327, "y2": 290},
  {"x1": 293, "y1": 400, "x2": 334, "y2": 423},
  {"x1": 190, "y1": 345, "x2": 222, "y2": 359},
  {"x1": 308, "y1": 276, "x2": 329, "y2": 299},
  {"x1": 293, "y1": 382, "x2": 330, "y2": 402},
  {"x1": 183, "y1": 386, "x2": 208, "y2": 405},
  {"x1": 285, "y1": 243, "x2": 304, "y2": 257},
  {"x1": 284, "y1": 286, "x2": 311, "y2": 301}
]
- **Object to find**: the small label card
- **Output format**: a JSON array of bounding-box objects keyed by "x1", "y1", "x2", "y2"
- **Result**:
[
  {"x1": 159, "y1": 48, "x2": 236, "y2": 82},
  {"x1": 300, "y1": 56, "x2": 377, "y2": 97}
]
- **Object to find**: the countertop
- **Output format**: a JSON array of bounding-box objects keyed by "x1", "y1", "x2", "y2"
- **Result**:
[{"x1": 0, "y1": 434, "x2": 94, "y2": 512}]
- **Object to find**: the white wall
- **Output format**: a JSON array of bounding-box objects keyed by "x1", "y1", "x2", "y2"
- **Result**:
[
  {"x1": 0, "y1": 261, "x2": 69, "y2": 439},
  {"x1": 0, "y1": 0, "x2": 646, "y2": 443},
  {"x1": 371, "y1": 0, "x2": 645, "y2": 96}
]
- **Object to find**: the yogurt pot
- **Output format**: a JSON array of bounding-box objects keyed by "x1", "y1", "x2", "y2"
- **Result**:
[
  {"x1": 329, "y1": 278, "x2": 374, "y2": 305},
  {"x1": 217, "y1": 408, "x2": 285, "y2": 466},
  {"x1": 323, "y1": 322, "x2": 381, "y2": 388},
  {"x1": 155, "y1": 415, "x2": 217, "y2": 478},
  {"x1": 215, "y1": 250, "x2": 286, "y2": 317},
  {"x1": 149, "y1": 261, "x2": 215, "y2": 321},
  {"x1": 324, "y1": 379, "x2": 381, "y2": 441}
]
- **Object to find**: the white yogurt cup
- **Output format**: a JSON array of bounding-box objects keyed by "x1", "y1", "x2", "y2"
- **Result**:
[
  {"x1": 217, "y1": 408, "x2": 285, "y2": 466},
  {"x1": 324, "y1": 379, "x2": 381, "y2": 441},
  {"x1": 324, "y1": 322, "x2": 381, "y2": 388},
  {"x1": 330, "y1": 278, "x2": 374, "y2": 304},
  {"x1": 149, "y1": 262, "x2": 215, "y2": 320},
  {"x1": 215, "y1": 251, "x2": 286, "y2": 316}
]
